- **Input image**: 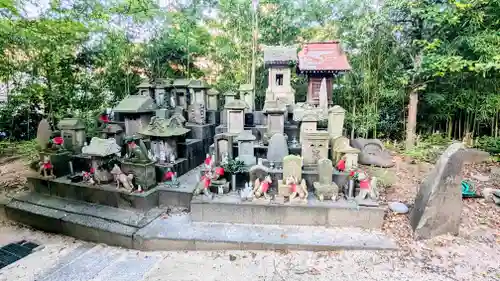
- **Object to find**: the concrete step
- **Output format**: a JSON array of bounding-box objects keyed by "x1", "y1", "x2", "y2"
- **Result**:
[
  {"x1": 4, "y1": 193, "x2": 164, "y2": 248},
  {"x1": 134, "y1": 214, "x2": 398, "y2": 251}
]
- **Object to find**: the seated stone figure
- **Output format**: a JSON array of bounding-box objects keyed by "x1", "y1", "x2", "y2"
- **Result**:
[
  {"x1": 350, "y1": 138, "x2": 394, "y2": 168},
  {"x1": 313, "y1": 158, "x2": 339, "y2": 201}
]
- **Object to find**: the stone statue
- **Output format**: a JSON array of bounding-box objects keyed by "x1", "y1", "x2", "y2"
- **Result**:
[
  {"x1": 286, "y1": 175, "x2": 308, "y2": 203},
  {"x1": 159, "y1": 143, "x2": 166, "y2": 163},
  {"x1": 193, "y1": 171, "x2": 213, "y2": 198},
  {"x1": 170, "y1": 95, "x2": 176, "y2": 108},
  {"x1": 313, "y1": 158, "x2": 339, "y2": 201},
  {"x1": 240, "y1": 182, "x2": 254, "y2": 201},
  {"x1": 125, "y1": 138, "x2": 150, "y2": 163},
  {"x1": 36, "y1": 119, "x2": 52, "y2": 151},
  {"x1": 253, "y1": 175, "x2": 272, "y2": 200},
  {"x1": 350, "y1": 138, "x2": 394, "y2": 168},
  {"x1": 110, "y1": 164, "x2": 134, "y2": 190},
  {"x1": 39, "y1": 155, "x2": 55, "y2": 178},
  {"x1": 355, "y1": 172, "x2": 379, "y2": 201},
  {"x1": 81, "y1": 142, "x2": 89, "y2": 154}
]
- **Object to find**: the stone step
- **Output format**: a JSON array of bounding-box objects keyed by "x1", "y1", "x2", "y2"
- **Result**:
[
  {"x1": 134, "y1": 214, "x2": 398, "y2": 251},
  {"x1": 191, "y1": 193, "x2": 385, "y2": 229}
]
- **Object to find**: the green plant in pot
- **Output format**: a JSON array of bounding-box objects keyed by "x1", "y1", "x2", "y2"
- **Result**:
[{"x1": 222, "y1": 159, "x2": 246, "y2": 190}]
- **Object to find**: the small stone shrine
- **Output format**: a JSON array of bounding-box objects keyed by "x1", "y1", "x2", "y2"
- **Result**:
[
  {"x1": 81, "y1": 137, "x2": 121, "y2": 184},
  {"x1": 113, "y1": 95, "x2": 157, "y2": 136},
  {"x1": 171, "y1": 79, "x2": 191, "y2": 110},
  {"x1": 206, "y1": 88, "x2": 219, "y2": 111},
  {"x1": 213, "y1": 133, "x2": 233, "y2": 165},
  {"x1": 239, "y1": 84, "x2": 254, "y2": 111},
  {"x1": 100, "y1": 123, "x2": 125, "y2": 147},
  {"x1": 236, "y1": 130, "x2": 256, "y2": 166},
  {"x1": 57, "y1": 118, "x2": 86, "y2": 153},
  {"x1": 140, "y1": 116, "x2": 190, "y2": 164},
  {"x1": 300, "y1": 114, "x2": 317, "y2": 144}
]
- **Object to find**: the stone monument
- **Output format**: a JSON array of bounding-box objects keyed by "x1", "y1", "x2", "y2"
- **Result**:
[
  {"x1": 313, "y1": 158, "x2": 339, "y2": 201},
  {"x1": 225, "y1": 99, "x2": 247, "y2": 136},
  {"x1": 263, "y1": 100, "x2": 286, "y2": 143},
  {"x1": 206, "y1": 88, "x2": 219, "y2": 111},
  {"x1": 57, "y1": 118, "x2": 86, "y2": 153},
  {"x1": 302, "y1": 131, "x2": 330, "y2": 165},
  {"x1": 410, "y1": 143, "x2": 489, "y2": 239},
  {"x1": 188, "y1": 103, "x2": 206, "y2": 125},
  {"x1": 239, "y1": 84, "x2": 254, "y2": 112},
  {"x1": 350, "y1": 138, "x2": 394, "y2": 168},
  {"x1": 266, "y1": 133, "x2": 289, "y2": 165},
  {"x1": 300, "y1": 114, "x2": 317, "y2": 144},
  {"x1": 236, "y1": 130, "x2": 256, "y2": 166},
  {"x1": 328, "y1": 106, "x2": 345, "y2": 139},
  {"x1": 112, "y1": 95, "x2": 157, "y2": 136}
]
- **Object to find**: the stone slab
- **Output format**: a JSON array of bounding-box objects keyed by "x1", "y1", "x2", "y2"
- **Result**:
[
  {"x1": 190, "y1": 194, "x2": 385, "y2": 229},
  {"x1": 28, "y1": 176, "x2": 159, "y2": 211},
  {"x1": 5, "y1": 200, "x2": 66, "y2": 233},
  {"x1": 38, "y1": 246, "x2": 122, "y2": 281},
  {"x1": 185, "y1": 123, "x2": 215, "y2": 140},
  {"x1": 61, "y1": 214, "x2": 136, "y2": 248},
  {"x1": 88, "y1": 254, "x2": 161, "y2": 281},
  {"x1": 134, "y1": 214, "x2": 397, "y2": 251},
  {"x1": 11, "y1": 192, "x2": 163, "y2": 228}
]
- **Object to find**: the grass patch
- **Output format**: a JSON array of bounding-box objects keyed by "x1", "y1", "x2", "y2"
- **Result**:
[{"x1": 0, "y1": 140, "x2": 38, "y2": 161}]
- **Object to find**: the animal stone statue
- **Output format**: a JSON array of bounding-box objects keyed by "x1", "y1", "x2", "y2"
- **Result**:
[
  {"x1": 126, "y1": 139, "x2": 150, "y2": 162},
  {"x1": 193, "y1": 171, "x2": 213, "y2": 198},
  {"x1": 240, "y1": 182, "x2": 254, "y2": 201},
  {"x1": 355, "y1": 172, "x2": 379, "y2": 203},
  {"x1": 410, "y1": 143, "x2": 489, "y2": 240},
  {"x1": 110, "y1": 164, "x2": 134, "y2": 190},
  {"x1": 39, "y1": 155, "x2": 55, "y2": 178},
  {"x1": 286, "y1": 175, "x2": 308, "y2": 204},
  {"x1": 253, "y1": 175, "x2": 272, "y2": 200},
  {"x1": 350, "y1": 138, "x2": 394, "y2": 168}
]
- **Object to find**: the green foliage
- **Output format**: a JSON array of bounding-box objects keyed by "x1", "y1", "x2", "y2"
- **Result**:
[
  {"x1": 222, "y1": 159, "x2": 246, "y2": 174},
  {"x1": 474, "y1": 136, "x2": 500, "y2": 155},
  {"x1": 403, "y1": 134, "x2": 453, "y2": 163},
  {"x1": 0, "y1": 140, "x2": 38, "y2": 160}
]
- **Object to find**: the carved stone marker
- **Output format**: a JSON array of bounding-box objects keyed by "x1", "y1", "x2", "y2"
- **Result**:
[
  {"x1": 206, "y1": 88, "x2": 219, "y2": 111},
  {"x1": 214, "y1": 133, "x2": 233, "y2": 165},
  {"x1": 36, "y1": 119, "x2": 52, "y2": 150},
  {"x1": 410, "y1": 143, "x2": 489, "y2": 240},
  {"x1": 300, "y1": 114, "x2": 317, "y2": 144},
  {"x1": 266, "y1": 133, "x2": 289, "y2": 164},
  {"x1": 328, "y1": 106, "x2": 345, "y2": 139},
  {"x1": 188, "y1": 103, "x2": 206, "y2": 125},
  {"x1": 313, "y1": 158, "x2": 339, "y2": 201},
  {"x1": 277, "y1": 155, "x2": 303, "y2": 199},
  {"x1": 351, "y1": 138, "x2": 394, "y2": 168},
  {"x1": 225, "y1": 99, "x2": 247, "y2": 136},
  {"x1": 302, "y1": 131, "x2": 330, "y2": 165},
  {"x1": 236, "y1": 130, "x2": 256, "y2": 166},
  {"x1": 263, "y1": 100, "x2": 286, "y2": 143}
]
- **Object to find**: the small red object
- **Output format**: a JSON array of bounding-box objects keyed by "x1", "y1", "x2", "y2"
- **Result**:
[
  {"x1": 204, "y1": 156, "x2": 212, "y2": 166},
  {"x1": 89, "y1": 167, "x2": 96, "y2": 174},
  {"x1": 43, "y1": 162, "x2": 53, "y2": 169},
  {"x1": 215, "y1": 167, "x2": 224, "y2": 176},
  {"x1": 336, "y1": 159, "x2": 346, "y2": 171},
  {"x1": 163, "y1": 171, "x2": 174, "y2": 181},
  {"x1": 99, "y1": 115, "x2": 110, "y2": 123},
  {"x1": 261, "y1": 181, "x2": 270, "y2": 193},
  {"x1": 52, "y1": 137, "x2": 64, "y2": 145},
  {"x1": 349, "y1": 170, "x2": 356, "y2": 177},
  {"x1": 290, "y1": 183, "x2": 297, "y2": 193},
  {"x1": 359, "y1": 179, "x2": 370, "y2": 189},
  {"x1": 201, "y1": 175, "x2": 211, "y2": 188}
]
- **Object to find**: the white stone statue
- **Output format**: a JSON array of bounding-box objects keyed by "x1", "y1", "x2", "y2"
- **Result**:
[
  {"x1": 170, "y1": 95, "x2": 176, "y2": 108},
  {"x1": 81, "y1": 142, "x2": 89, "y2": 154},
  {"x1": 159, "y1": 143, "x2": 166, "y2": 163}
]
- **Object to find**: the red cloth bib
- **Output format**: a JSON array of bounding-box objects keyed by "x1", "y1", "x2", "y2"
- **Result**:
[
  {"x1": 261, "y1": 181, "x2": 270, "y2": 193},
  {"x1": 43, "y1": 162, "x2": 53, "y2": 169},
  {"x1": 359, "y1": 179, "x2": 370, "y2": 189},
  {"x1": 290, "y1": 183, "x2": 297, "y2": 193},
  {"x1": 336, "y1": 159, "x2": 346, "y2": 171}
]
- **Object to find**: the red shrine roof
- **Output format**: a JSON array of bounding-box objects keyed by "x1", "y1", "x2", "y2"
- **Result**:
[{"x1": 297, "y1": 41, "x2": 352, "y2": 73}]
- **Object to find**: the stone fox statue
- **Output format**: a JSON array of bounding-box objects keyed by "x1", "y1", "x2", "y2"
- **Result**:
[
  {"x1": 253, "y1": 175, "x2": 272, "y2": 199},
  {"x1": 110, "y1": 164, "x2": 134, "y2": 190},
  {"x1": 125, "y1": 138, "x2": 150, "y2": 162}
]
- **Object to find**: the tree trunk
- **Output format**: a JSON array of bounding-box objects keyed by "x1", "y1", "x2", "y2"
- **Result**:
[{"x1": 405, "y1": 89, "x2": 418, "y2": 150}]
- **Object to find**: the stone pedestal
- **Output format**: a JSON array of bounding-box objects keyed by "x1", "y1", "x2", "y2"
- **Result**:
[
  {"x1": 236, "y1": 130, "x2": 256, "y2": 166},
  {"x1": 263, "y1": 101, "x2": 286, "y2": 143},
  {"x1": 300, "y1": 114, "x2": 317, "y2": 144},
  {"x1": 39, "y1": 151, "x2": 72, "y2": 177},
  {"x1": 121, "y1": 161, "x2": 157, "y2": 190}
]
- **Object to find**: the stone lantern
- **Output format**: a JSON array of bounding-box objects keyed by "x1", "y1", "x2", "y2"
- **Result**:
[
  {"x1": 263, "y1": 100, "x2": 287, "y2": 143},
  {"x1": 171, "y1": 79, "x2": 191, "y2": 110},
  {"x1": 238, "y1": 84, "x2": 254, "y2": 112},
  {"x1": 113, "y1": 95, "x2": 157, "y2": 136},
  {"x1": 137, "y1": 79, "x2": 153, "y2": 97}
]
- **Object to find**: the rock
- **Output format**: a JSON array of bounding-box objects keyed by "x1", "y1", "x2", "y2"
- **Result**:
[
  {"x1": 410, "y1": 143, "x2": 489, "y2": 240},
  {"x1": 471, "y1": 173, "x2": 490, "y2": 182},
  {"x1": 481, "y1": 188, "x2": 498, "y2": 203},
  {"x1": 490, "y1": 167, "x2": 500, "y2": 180},
  {"x1": 389, "y1": 202, "x2": 409, "y2": 214},
  {"x1": 266, "y1": 134, "x2": 289, "y2": 163},
  {"x1": 229, "y1": 254, "x2": 237, "y2": 261},
  {"x1": 493, "y1": 190, "x2": 500, "y2": 205},
  {"x1": 350, "y1": 138, "x2": 394, "y2": 168}
]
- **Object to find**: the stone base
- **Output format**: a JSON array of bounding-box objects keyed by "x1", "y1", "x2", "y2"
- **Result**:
[
  {"x1": 39, "y1": 151, "x2": 72, "y2": 177},
  {"x1": 27, "y1": 176, "x2": 159, "y2": 210},
  {"x1": 190, "y1": 193, "x2": 385, "y2": 229},
  {"x1": 155, "y1": 158, "x2": 189, "y2": 179},
  {"x1": 313, "y1": 182, "x2": 339, "y2": 201},
  {"x1": 185, "y1": 123, "x2": 215, "y2": 140},
  {"x1": 206, "y1": 110, "x2": 220, "y2": 125},
  {"x1": 120, "y1": 161, "x2": 157, "y2": 190}
]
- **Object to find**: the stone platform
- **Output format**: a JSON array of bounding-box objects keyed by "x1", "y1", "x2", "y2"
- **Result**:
[
  {"x1": 191, "y1": 193, "x2": 384, "y2": 229},
  {"x1": 1, "y1": 193, "x2": 396, "y2": 251}
]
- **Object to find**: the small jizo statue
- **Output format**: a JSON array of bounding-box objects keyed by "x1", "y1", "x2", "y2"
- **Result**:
[
  {"x1": 286, "y1": 175, "x2": 308, "y2": 203},
  {"x1": 355, "y1": 172, "x2": 379, "y2": 201},
  {"x1": 253, "y1": 175, "x2": 272, "y2": 199},
  {"x1": 39, "y1": 155, "x2": 55, "y2": 178}
]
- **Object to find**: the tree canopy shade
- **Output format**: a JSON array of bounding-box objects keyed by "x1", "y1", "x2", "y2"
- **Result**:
[{"x1": 0, "y1": 0, "x2": 498, "y2": 145}]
